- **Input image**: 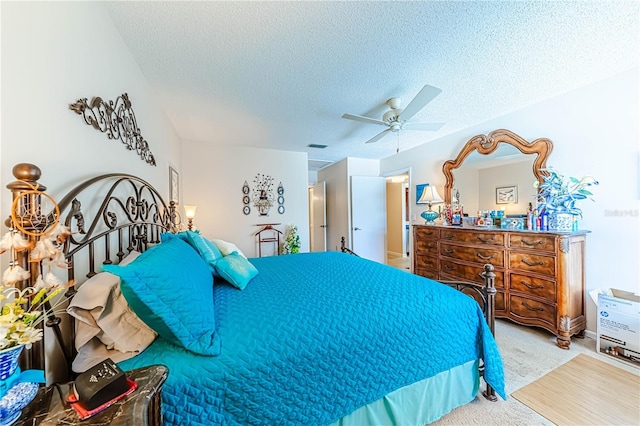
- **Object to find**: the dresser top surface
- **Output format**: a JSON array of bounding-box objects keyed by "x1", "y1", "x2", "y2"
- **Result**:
[{"x1": 413, "y1": 224, "x2": 590, "y2": 236}]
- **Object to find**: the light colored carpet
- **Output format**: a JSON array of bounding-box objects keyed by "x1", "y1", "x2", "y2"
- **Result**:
[
  {"x1": 512, "y1": 354, "x2": 640, "y2": 425},
  {"x1": 432, "y1": 319, "x2": 640, "y2": 425}
]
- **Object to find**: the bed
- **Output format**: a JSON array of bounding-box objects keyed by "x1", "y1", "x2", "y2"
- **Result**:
[{"x1": 7, "y1": 165, "x2": 505, "y2": 425}]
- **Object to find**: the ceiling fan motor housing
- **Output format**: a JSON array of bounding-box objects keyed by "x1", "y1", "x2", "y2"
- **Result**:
[{"x1": 341, "y1": 84, "x2": 443, "y2": 143}]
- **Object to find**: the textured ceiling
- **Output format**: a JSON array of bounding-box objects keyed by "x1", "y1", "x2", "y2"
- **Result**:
[{"x1": 104, "y1": 1, "x2": 639, "y2": 169}]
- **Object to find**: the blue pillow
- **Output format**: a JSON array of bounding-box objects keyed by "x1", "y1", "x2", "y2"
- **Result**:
[
  {"x1": 214, "y1": 252, "x2": 259, "y2": 290},
  {"x1": 161, "y1": 231, "x2": 223, "y2": 277},
  {"x1": 102, "y1": 238, "x2": 221, "y2": 356}
]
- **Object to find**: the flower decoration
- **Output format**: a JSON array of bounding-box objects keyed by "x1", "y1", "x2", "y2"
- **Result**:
[
  {"x1": 0, "y1": 224, "x2": 73, "y2": 351},
  {"x1": 0, "y1": 182, "x2": 74, "y2": 351},
  {"x1": 282, "y1": 225, "x2": 301, "y2": 254},
  {"x1": 534, "y1": 168, "x2": 598, "y2": 217}
]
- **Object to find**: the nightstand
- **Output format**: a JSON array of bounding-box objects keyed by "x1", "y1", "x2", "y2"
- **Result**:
[{"x1": 15, "y1": 365, "x2": 168, "y2": 426}]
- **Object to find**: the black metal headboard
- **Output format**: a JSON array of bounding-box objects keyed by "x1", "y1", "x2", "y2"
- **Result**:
[{"x1": 5, "y1": 163, "x2": 177, "y2": 379}]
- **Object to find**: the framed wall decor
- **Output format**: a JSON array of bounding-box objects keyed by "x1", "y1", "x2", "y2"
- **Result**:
[
  {"x1": 416, "y1": 183, "x2": 428, "y2": 204},
  {"x1": 169, "y1": 166, "x2": 179, "y2": 204},
  {"x1": 496, "y1": 185, "x2": 518, "y2": 204}
]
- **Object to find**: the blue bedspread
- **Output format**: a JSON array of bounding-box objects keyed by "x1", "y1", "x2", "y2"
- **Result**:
[{"x1": 120, "y1": 252, "x2": 505, "y2": 425}]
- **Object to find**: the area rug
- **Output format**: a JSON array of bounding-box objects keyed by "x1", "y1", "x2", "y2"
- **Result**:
[{"x1": 512, "y1": 354, "x2": 640, "y2": 425}]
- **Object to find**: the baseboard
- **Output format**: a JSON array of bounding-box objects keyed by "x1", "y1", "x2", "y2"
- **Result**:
[
  {"x1": 584, "y1": 330, "x2": 596, "y2": 340},
  {"x1": 386, "y1": 250, "x2": 404, "y2": 258}
]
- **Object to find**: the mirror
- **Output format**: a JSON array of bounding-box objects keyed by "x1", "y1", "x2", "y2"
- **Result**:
[{"x1": 443, "y1": 129, "x2": 553, "y2": 215}]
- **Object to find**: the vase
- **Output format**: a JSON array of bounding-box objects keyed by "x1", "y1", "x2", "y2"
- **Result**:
[
  {"x1": 548, "y1": 212, "x2": 574, "y2": 232},
  {"x1": 0, "y1": 346, "x2": 23, "y2": 382},
  {"x1": 420, "y1": 210, "x2": 439, "y2": 225},
  {"x1": 0, "y1": 345, "x2": 39, "y2": 426}
]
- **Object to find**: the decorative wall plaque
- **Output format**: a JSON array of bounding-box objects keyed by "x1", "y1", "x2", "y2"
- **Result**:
[
  {"x1": 252, "y1": 174, "x2": 274, "y2": 216},
  {"x1": 69, "y1": 93, "x2": 156, "y2": 166}
]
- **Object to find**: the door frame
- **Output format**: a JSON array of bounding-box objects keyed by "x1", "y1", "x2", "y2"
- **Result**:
[{"x1": 382, "y1": 167, "x2": 412, "y2": 269}]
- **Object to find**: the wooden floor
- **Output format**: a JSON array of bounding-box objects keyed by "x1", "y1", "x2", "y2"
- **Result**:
[{"x1": 512, "y1": 354, "x2": 640, "y2": 425}]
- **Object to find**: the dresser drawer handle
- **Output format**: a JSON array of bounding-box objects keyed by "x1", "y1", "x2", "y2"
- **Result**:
[
  {"x1": 522, "y1": 302, "x2": 544, "y2": 312},
  {"x1": 477, "y1": 236, "x2": 495, "y2": 243},
  {"x1": 444, "y1": 248, "x2": 455, "y2": 254},
  {"x1": 444, "y1": 264, "x2": 454, "y2": 271},
  {"x1": 443, "y1": 234, "x2": 454, "y2": 240},
  {"x1": 476, "y1": 252, "x2": 495, "y2": 261},
  {"x1": 521, "y1": 280, "x2": 544, "y2": 290},
  {"x1": 521, "y1": 238, "x2": 543, "y2": 247},
  {"x1": 522, "y1": 259, "x2": 544, "y2": 267}
]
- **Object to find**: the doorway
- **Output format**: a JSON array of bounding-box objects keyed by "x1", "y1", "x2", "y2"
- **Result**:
[{"x1": 384, "y1": 169, "x2": 411, "y2": 272}]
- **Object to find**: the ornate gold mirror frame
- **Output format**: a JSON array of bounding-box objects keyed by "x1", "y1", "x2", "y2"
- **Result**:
[{"x1": 442, "y1": 129, "x2": 554, "y2": 205}]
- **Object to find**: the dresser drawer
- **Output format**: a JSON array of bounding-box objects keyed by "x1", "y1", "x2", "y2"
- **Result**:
[
  {"x1": 509, "y1": 252, "x2": 555, "y2": 276},
  {"x1": 440, "y1": 259, "x2": 505, "y2": 288},
  {"x1": 495, "y1": 291, "x2": 506, "y2": 312},
  {"x1": 415, "y1": 268, "x2": 439, "y2": 280},
  {"x1": 415, "y1": 239, "x2": 437, "y2": 254},
  {"x1": 440, "y1": 243, "x2": 504, "y2": 267},
  {"x1": 510, "y1": 273, "x2": 556, "y2": 302},
  {"x1": 509, "y1": 295, "x2": 556, "y2": 327},
  {"x1": 456, "y1": 286, "x2": 506, "y2": 313},
  {"x1": 509, "y1": 233, "x2": 556, "y2": 253},
  {"x1": 415, "y1": 254, "x2": 438, "y2": 270},
  {"x1": 441, "y1": 229, "x2": 505, "y2": 247},
  {"x1": 415, "y1": 227, "x2": 439, "y2": 240}
]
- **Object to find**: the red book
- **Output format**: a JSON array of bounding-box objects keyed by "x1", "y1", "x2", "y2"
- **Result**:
[{"x1": 66, "y1": 378, "x2": 138, "y2": 420}]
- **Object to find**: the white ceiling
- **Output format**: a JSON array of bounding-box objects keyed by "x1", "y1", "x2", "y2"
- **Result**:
[{"x1": 104, "y1": 1, "x2": 639, "y2": 170}]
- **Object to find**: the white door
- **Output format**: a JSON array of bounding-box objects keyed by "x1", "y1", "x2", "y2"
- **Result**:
[
  {"x1": 310, "y1": 181, "x2": 327, "y2": 252},
  {"x1": 350, "y1": 176, "x2": 386, "y2": 263}
]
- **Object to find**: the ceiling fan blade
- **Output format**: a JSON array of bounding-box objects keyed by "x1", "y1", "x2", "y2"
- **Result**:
[
  {"x1": 402, "y1": 122, "x2": 446, "y2": 131},
  {"x1": 342, "y1": 113, "x2": 387, "y2": 126},
  {"x1": 398, "y1": 85, "x2": 442, "y2": 122},
  {"x1": 365, "y1": 129, "x2": 392, "y2": 144}
]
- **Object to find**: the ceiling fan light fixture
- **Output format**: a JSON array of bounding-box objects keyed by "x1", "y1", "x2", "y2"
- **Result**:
[{"x1": 383, "y1": 109, "x2": 400, "y2": 123}]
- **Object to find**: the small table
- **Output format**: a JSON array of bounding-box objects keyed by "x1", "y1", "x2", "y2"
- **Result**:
[{"x1": 16, "y1": 365, "x2": 168, "y2": 426}]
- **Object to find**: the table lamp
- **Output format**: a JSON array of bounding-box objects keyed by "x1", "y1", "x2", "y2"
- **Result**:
[
  {"x1": 417, "y1": 186, "x2": 443, "y2": 225},
  {"x1": 184, "y1": 205, "x2": 197, "y2": 230}
]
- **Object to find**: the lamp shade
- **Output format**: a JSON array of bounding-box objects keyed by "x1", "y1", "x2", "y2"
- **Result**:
[
  {"x1": 417, "y1": 186, "x2": 444, "y2": 204},
  {"x1": 184, "y1": 205, "x2": 198, "y2": 220}
]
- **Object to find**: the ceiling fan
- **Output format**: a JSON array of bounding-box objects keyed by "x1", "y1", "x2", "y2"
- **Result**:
[{"x1": 342, "y1": 84, "x2": 445, "y2": 144}]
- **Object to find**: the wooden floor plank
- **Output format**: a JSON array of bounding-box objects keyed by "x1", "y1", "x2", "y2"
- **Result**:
[{"x1": 512, "y1": 354, "x2": 640, "y2": 425}]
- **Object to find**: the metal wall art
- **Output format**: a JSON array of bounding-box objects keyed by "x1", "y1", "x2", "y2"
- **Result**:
[
  {"x1": 69, "y1": 93, "x2": 156, "y2": 166},
  {"x1": 252, "y1": 174, "x2": 275, "y2": 216}
]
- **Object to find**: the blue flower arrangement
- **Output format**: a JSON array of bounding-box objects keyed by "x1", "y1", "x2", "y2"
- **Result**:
[{"x1": 534, "y1": 168, "x2": 598, "y2": 217}]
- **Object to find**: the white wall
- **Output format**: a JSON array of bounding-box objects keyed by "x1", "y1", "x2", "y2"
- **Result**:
[
  {"x1": 381, "y1": 68, "x2": 640, "y2": 333},
  {"x1": 181, "y1": 141, "x2": 309, "y2": 257},
  {"x1": 318, "y1": 159, "x2": 349, "y2": 251},
  {"x1": 1, "y1": 2, "x2": 182, "y2": 209},
  {"x1": 318, "y1": 157, "x2": 379, "y2": 251}
]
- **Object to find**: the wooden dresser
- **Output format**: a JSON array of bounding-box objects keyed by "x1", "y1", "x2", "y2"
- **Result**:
[{"x1": 413, "y1": 225, "x2": 588, "y2": 348}]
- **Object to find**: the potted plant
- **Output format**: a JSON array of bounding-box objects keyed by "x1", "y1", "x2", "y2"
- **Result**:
[
  {"x1": 534, "y1": 168, "x2": 598, "y2": 231},
  {"x1": 282, "y1": 225, "x2": 301, "y2": 254}
]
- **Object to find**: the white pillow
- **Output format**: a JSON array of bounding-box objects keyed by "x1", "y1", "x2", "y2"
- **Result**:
[
  {"x1": 67, "y1": 251, "x2": 156, "y2": 369},
  {"x1": 211, "y1": 239, "x2": 247, "y2": 258}
]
